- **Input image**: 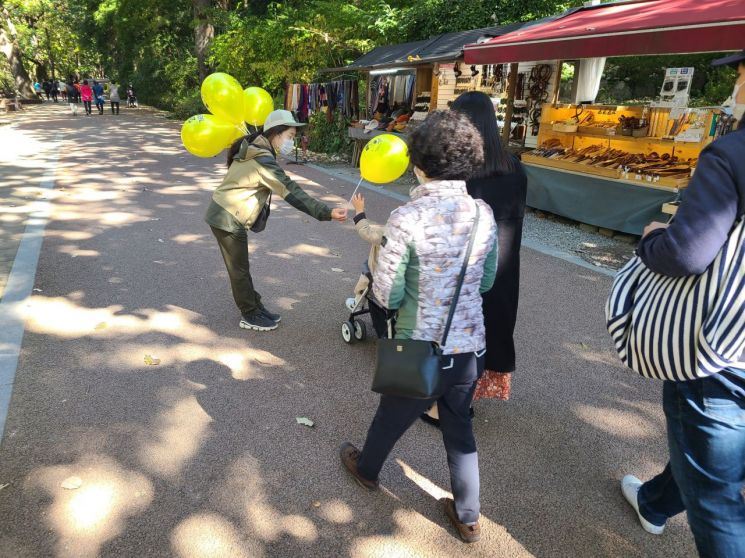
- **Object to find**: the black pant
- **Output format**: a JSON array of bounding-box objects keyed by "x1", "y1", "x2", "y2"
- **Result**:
[
  {"x1": 111, "y1": 102, "x2": 120, "y2": 114},
  {"x1": 358, "y1": 351, "x2": 485, "y2": 524},
  {"x1": 83, "y1": 100, "x2": 92, "y2": 114},
  {"x1": 96, "y1": 99, "x2": 104, "y2": 113},
  {"x1": 51, "y1": 91, "x2": 58, "y2": 102},
  {"x1": 210, "y1": 226, "x2": 262, "y2": 316}
]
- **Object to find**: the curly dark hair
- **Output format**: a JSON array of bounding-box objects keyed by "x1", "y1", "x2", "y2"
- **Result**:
[{"x1": 407, "y1": 110, "x2": 485, "y2": 181}]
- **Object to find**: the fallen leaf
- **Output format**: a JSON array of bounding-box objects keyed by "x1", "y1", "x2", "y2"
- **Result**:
[
  {"x1": 0, "y1": 483, "x2": 9, "y2": 491},
  {"x1": 157, "y1": 239, "x2": 164, "y2": 243},
  {"x1": 144, "y1": 354, "x2": 161, "y2": 366},
  {"x1": 94, "y1": 322, "x2": 108, "y2": 331},
  {"x1": 580, "y1": 342, "x2": 589, "y2": 350},
  {"x1": 32, "y1": 288, "x2": 42, "y2": 293},
  {"x1": 296, "y1": 417, "x2": 315, "y2": 428},
  {"x1": 61, "y1": 476, "x2": 83, "y2": 490},
  {"x1": 312, "y1": 501, "x2": 321, "y2": 508},
  {"x1": 331, "y1": 268, "x2": 344, "y2": 273}
]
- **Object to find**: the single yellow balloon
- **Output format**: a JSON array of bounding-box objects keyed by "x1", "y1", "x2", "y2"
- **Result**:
[
  {"x1": 181, "y1": 114, "x2": 241, "y2": 158},
  {"x1": 360, "y1": 134, "x2": 410, "y2": 184},
  {"x1": 201, "y1": 72, "x2": 245, "y2": 125},
  {"x1": 243, "y1": 87, "x2": 274, "y2": 126}
]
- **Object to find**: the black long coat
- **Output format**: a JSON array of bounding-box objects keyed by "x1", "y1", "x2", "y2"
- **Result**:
[{"x1": 466, "y1": 159, "x2": 527, "y2": 372}]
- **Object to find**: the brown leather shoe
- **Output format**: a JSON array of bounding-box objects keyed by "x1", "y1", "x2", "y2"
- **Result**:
[
  {"x1": 443, "y1": 498, "x2": 481, "y2": 543},
  {"x1": 339, "y1": 442, "x2": 379, "y2": 491}
]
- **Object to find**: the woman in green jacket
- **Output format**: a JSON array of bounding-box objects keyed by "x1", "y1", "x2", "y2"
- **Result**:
[{"x1": 205, "y1": 110, "x2": 347, "y2": 331}]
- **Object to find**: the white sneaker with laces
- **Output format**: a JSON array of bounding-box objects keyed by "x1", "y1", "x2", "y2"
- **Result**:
[{"x1": 621, "y1": 475, "x2": 666, "y2": 535}]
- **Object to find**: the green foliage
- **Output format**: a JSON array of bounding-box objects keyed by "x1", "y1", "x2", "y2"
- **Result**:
[
  {"x1": 1, "y1": 0, "x2": 736, "y2": 157},
  {"x1": 210, "y1": 1, "x2": 404, "y2": 93},
  {"x1": 403, "y1": 0, "x2": 584, "y2": 39},
  {"x1": 306, "y1": 111, "x2": 353, "y2": 157}
]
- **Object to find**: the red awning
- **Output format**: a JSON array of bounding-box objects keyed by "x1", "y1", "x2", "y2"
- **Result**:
[{"x1": 464, "y1": 0, "x2": 745, "y2": 64}]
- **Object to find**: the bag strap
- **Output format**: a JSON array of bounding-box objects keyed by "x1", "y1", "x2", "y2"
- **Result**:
[{"x1": 440, "y1": 202, "x2": 480, "y2": 348}]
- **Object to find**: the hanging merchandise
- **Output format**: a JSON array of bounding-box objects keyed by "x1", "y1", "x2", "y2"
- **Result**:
[
  {"x1": 528, "y1": 65, "x2": 553, "y2": 136},
  {"x1": 285, "y1": 79, "x2": 359, "y2": 122}
]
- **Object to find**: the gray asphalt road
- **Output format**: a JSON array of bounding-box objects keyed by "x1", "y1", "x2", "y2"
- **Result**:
[{"x1": 0, "y1": 104, "x2": 697, "y2": 557}]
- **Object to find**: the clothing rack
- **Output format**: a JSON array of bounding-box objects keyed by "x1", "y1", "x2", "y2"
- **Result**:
[
  {"x1": 285, "y1": 79, "x2": 359, "y2": 122},
  {"x1": 368, "y1": 73, "x2": 416, "y2": 117}
]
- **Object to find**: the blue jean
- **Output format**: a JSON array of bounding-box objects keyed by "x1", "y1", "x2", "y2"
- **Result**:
[
  {"x1": 638, "y1": 376, "x2": 745, "y2": 558},
  {"x1": 357, "y1": 351, "x2": 485, "y2": 524}
]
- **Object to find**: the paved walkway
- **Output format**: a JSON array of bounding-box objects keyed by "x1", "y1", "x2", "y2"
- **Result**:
[{"x1": 0, "y1": 103, "x2": 697, "y2": 557}]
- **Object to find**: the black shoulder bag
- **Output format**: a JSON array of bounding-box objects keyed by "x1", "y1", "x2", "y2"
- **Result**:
[
  {"x1": 250, "y1": 192, "x2": 272, "y2": 233},
  {"x1": 371, "y1": 204, "x2": 480, "y2": 399}
]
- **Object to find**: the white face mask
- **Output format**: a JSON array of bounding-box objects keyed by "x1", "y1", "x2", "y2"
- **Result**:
[
  {"x1": 725, "y1": 82, "x2": 745, "y2": 121},
  {"x1": 278, "y1": 138, "x2": 295, "y2": 157},
  {"x1": 733, "y1": 104, "x2": 745, "y2": 121}
]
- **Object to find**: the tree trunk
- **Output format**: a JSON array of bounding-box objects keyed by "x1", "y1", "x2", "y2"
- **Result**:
[
  {"x1": 193, "y1": 0, "x2": 214, "y2": 83},
  {"x1": 44, "y1": 27, "x2": 55, "y2": 81},
  {"x1": 0, "y1": 12, "x2": 36, "y2": 98}
]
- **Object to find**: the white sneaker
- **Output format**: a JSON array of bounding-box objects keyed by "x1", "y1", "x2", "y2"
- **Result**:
[{"x1": 621, "y1": 475, "x2": 666, "y2": 535}]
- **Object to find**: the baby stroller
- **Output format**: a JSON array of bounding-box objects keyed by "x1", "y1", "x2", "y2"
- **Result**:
[
  {"x1": 126, "y1": 86, "x2": 138, "y2": 108},
  {"x1": 341, "y1": 262, "x2": 393, "y2": 343}
]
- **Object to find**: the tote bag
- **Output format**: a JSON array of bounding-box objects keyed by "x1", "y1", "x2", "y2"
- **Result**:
[{"x1": 605, "y1": 217, "x2": 745, "y2": 381}]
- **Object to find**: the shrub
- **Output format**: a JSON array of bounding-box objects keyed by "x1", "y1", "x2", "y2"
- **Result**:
[{"x1": 306, "y1": 111, "x2": 352, "y2": 157}]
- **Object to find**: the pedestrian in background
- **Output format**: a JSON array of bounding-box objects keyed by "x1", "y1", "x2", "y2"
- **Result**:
[
  {"x1": 109, "y1": 81, "x2": 120, "y2": 115},
  {"x1": 620, "y1": 116, "x2": 745, "y2": 556},
  {"x1": 50, "y1": 80, "x2": 59, "y2": 103},
  {"x1": 80, "y1": 80, "x2": 93, "y2": 116},
  {"x1": 58, "y1": 79, "x2": 67, "y2": 102},
  {"x1": 42, "y1": 80, "x2": 51, "y2": 100},
  {"x1": 92, "y1": 80, "x2": 105, "y2": 115},
  {"x1": 340, "y1": 111, "x2": 498, "y2": 544},
  {"x1": 66, "y1": 80, "x2": 78, "y2": 116}
]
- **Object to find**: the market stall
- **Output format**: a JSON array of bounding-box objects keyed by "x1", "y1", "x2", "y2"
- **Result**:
[
  {"x1": 464, "y1": 0, "x2": 745, "y2": 234},
  {"x1": 319, "y1": 21, "x2": 562, "y2": 165}
]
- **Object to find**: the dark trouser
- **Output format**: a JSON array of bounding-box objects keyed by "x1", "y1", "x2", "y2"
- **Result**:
[
  {"x1": 482, "y1": 217, "x2": 523, "y2": 372},
  {"x1": 51, "y1": 91, "x2": 58, "y2": 102},
  {"x1": 638, "y1": 376, "x2": 745, "y2": 557},
  {"x1": 83, "y1": 100, "x2": 92, "y2": 114},
  {"x1": 96, "y1": 99, "x2": 104, "y2": 113},
  {"x1": 358, "y1": 351, "x2": 485, "y2": 524},
  {"x1": 210, "y1": 226, "x2": 262, "y2": 316},
  {"x1": 111, "y1": 102, "x2": 120, "y2": 114}
]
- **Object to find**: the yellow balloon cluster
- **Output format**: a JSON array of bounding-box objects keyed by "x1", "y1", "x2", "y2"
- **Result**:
[
  {"x1": 181, "y1": 114, "x2": 243, "y2": 158},
  {"x1": 181, "y1": 73, "x2": 275, "y2": 158},
  {"x1": 360, "y1": 134, "x2": 410, "y2": 184}
]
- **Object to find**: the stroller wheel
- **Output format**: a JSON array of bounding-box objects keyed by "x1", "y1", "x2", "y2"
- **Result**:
[
  {"x1": 352, "y1": 319, "x2": 367, "y2": 341},
  {"x1": 341, "y1": 321, "x2": 355, "y2": 344}
]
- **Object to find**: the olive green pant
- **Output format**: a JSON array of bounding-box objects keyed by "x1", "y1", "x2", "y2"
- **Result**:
[{"x1": 210, "y1": 226, "x2": 262, "y2": 316}]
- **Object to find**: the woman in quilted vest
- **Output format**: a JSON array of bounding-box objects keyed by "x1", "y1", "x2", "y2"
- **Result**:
[{"x1": 340, "y1": 111, "x2": 498, "y2": 544}]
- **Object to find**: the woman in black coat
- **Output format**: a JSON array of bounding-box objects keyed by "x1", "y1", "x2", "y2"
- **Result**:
[
  {"x1": 420, "y1": 92, "x2": 527, "y2": 427},
  {"x1": 453, "y1": 91, "x2": 527, "y2": 401}
]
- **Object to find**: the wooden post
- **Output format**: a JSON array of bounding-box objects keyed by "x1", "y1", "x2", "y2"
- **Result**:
[
  {"x1": 430, "y1": 63, "x2": 439, "y2": 111},
  {"x1": 502, "y1": 63, "x2": 519, "y2": 144}
]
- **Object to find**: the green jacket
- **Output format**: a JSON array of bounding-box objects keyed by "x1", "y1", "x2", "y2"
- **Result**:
[{"x1": 205, "y1": 135, "x2": 332, "y2": 232}]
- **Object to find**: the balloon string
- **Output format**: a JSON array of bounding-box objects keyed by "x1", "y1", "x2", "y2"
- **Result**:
[{"x1": 348, "y1": 176, "x2": 364, "y2": 206}]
